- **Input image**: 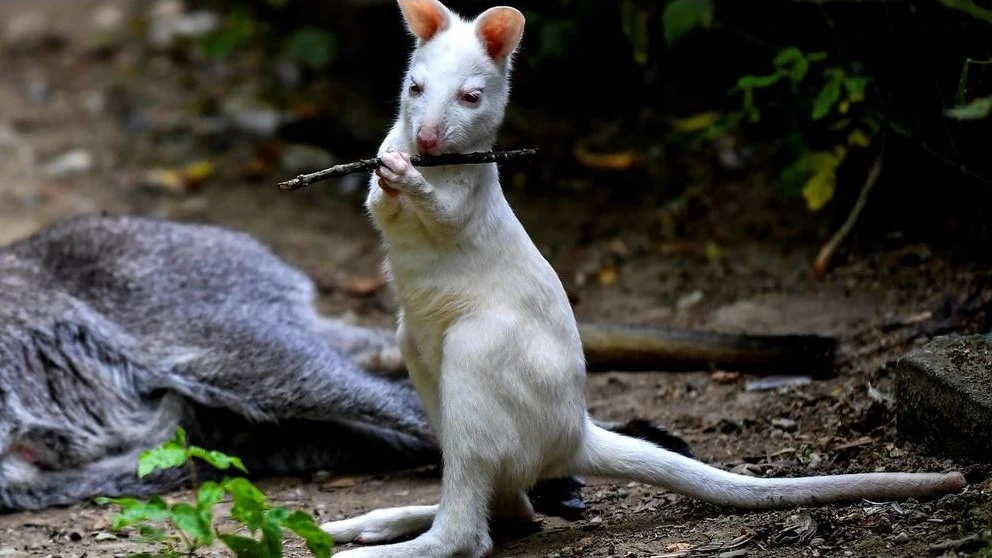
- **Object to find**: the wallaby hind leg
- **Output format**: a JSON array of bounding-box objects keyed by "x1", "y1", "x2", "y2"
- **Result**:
[{"x1": 159, "y1": 320, "x2": 435, "y2": 443}]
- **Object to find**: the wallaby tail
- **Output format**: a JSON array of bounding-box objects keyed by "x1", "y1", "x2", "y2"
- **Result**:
[
  {"x1": 578, "y1": 323, "x2": 838, "y2": 376},
  {"x1": 572, "y1": 422, "x2": 965, "y2": 509}
]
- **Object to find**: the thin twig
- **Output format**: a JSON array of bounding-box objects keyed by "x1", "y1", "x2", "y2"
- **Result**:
[
  {"x1": 277, "y1": 148, "x2": 539, "y2": 191},
  {"x1": 813, "y1": 137, "x2": 886, "y2": 278}
]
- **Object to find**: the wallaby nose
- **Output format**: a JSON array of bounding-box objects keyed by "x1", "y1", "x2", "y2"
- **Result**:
[{"x1": 416, "y1": 127, "x2": 441, "y2": 154}]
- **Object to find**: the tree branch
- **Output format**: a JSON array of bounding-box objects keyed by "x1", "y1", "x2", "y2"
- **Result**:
[
  {"x1": 813, "y1": 136, "x2": 886, "y2": 279},
  {"x1": 277, "y1": 148, "x2": 539, "y2": 191}
]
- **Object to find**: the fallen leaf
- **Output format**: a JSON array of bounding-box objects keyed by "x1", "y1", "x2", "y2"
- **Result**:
[
  {"x1": 847, "y1": 129, "x2": 871, "y2": 148},
  {"x1": 597, "y1": 265, "x2": 618, "y2": 286},
  {"x1": 573, "y1": 143, "x2": 641, "y2": 171},
  {"x1": 182, "y1": 160, "x2": 215, "y2": 188},
  {"x1": 672, "y1": 111, "x2": 721, "y2": 133},
  {"x1": 323, "y1": 476, "x2": 363, "y2": 488},
  {"x1": 711, "y1": 370, "x2": 741, "y2": 384},
  {"x1": 704, "y1": 241, "x2": 723, "y2": 262},
  {"x1": 665, "y1": 542, "x2": 695, "y2": 553},
  {"x1": 608, "y1": 239, "x2": 630, "y2": 257},
  {"x1": 141, "y1": 168, "x2": 184, "y2": 193}
]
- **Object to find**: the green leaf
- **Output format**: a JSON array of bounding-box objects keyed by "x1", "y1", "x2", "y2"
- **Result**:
[
  {"x1": 261, "y1": 516, "x2": 285, "y2": 558},
  {"x1": 802, "y1": 150, "x2": 845, "y2": 211},
  {"x1": 201, "y1": 9, "x2": 256, "y2": 60},
  {"x1": 197, "y1": 481, "x2": 226, "y2": 511},
  {"x1": 283, "y1": 28, "x2": 337, "y2": 70},
  {"x1": 170, "y1": 502, "x2": 214, "y2": 547},
  {"x1": 772, "y1": 47, "x2": 807, "y2": 82},
  {"x1": 843, "y1": 76, "x2": 868, "y2": 101},
  {"x1": 226, "y1": 478, "x2": 268, "y2": 530},
  {"x1": 735, "y1": 73, "x2": 782, "y2": 90},
  {"x1": 620, "y1": 0, "x2": 651, "y2": 65},
  {"x1": 188, "y1": 447, "x2": 248, "y2": 474},
  {"x1": 773, "y1": 47, "x2": 803, "y2": 67},
  {"x1": 663, "y1": 0, "x2": 715, "y2": 46},
  {"x1": 137, "y1": 446, "x2": 188, "y2": 478},
  {"x1": 812, "y1": 78, "x2": 843, "y2": 120},
  {"x1": 106, "y1": 496, "x2": 171, "y2": 530},
  {"x1": 945, "y1": 95, "x2": 992, "y2": 120},
  {"x1": 137, "y1": 428, "x2": 190, "y2": 478},
  {"x1": 939, "y1": 0, "x2": 992, "y2": 25},
  {"x1": 779, "y1": 153, "x2": 811, "y2": 196},
  {"x1": 280, "y1": 510, "x2": 334, "y2": 558},
  {"x1": 135, "y1": 524, "x2": 169, "y2": 544},
  {"x1": 221, "y1": 534, "x2": 267, "y2": 558}
]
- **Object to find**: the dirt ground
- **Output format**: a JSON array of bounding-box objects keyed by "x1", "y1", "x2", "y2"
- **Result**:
[{"x1": 1, "y1": 1, "x2": 991, "y2": 557}]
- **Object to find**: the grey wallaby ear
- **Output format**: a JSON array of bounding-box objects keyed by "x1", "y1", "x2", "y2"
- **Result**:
[
  {"x1": 397, "y1": 0, "x2": 452, "y2": 44},
  {"x1": 474, "y1": 6, "x2": 525, "y2": 61}
]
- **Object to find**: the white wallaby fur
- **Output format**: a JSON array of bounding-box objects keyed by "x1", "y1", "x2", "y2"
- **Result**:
[{"x1": 320, "y1": 1, "x2": 967, "y2": 556}]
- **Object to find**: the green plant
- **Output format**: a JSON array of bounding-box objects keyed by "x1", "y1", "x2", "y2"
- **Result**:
[
  {"x1": 96, "y1": 427, "x2": 333, "y2": 558},
  {"x1": 197, "y1": 4, "x2": 336, "y2": 71},
  {"x1": 693, "y1": 46, "x2": 881, "y2": 213}
]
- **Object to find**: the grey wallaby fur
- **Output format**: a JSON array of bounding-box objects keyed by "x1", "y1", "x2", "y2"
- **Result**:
[{"x1": 0, "y1": 214, "x2": 692, "y2": 515}]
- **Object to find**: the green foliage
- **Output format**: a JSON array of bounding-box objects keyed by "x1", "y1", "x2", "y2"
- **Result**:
[
  {"x1": 96, "y1": 427, "x2": 332, "y2": 558},
  {"x1": 196, "y1": 3, "x2": 336, "y2": 71},
  {"x1": 662, "y1": 0, "x2": 714, "y2": 46},
  {"x1": 200, "y1": 8, "x2": 258, "y2": 61},
  {"x1": 283, "y1": 27, "x2": 338, "y2": 70},
  {"x1": 939, "y1": 0, "x2": 992, "y2": 26},
  {"x1": 682, "y1": 46, "x2": 881, "y2": 213},
  {"x1": 946, "y1": 94, "x2": 992, "y2": 120}
]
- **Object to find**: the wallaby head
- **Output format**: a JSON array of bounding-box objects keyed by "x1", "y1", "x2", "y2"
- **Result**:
[{"x1": 395, "y1": 0, "x2": 525, "y2": 155}]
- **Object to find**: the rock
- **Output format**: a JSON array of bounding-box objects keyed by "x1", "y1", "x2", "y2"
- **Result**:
[
  {"x1": 771, "y1": 417, "x2": 798, "y2": 432},
  {"x1": 2, "y1": 11, "x2": 65, "y2": 51},
  {"x1": 148, "y1": 1, "x2": 220, "y2": 47},
  {"x1": 40, "y1": 149, "x2": 93, "y2": 178},
  {"x1": 893, "y1": 532, "x2": 910, "y2": 545},
  {"x1": 92, "y1": 4, "x2": 125, "y2": 33},
  {"x1": 895, "y1": 334, "x2": 992, "y2": 461},
  {"x1": 93, "y1": 531, "x2": 117, "y2": 542},
  {"x1": 676, "y1": 290, "x2": 704, "y2": 311}
]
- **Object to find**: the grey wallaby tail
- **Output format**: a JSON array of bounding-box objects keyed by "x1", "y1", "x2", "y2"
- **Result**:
[
  {"x1": 578, "y1": 322, "x2": 837, "y2": 376},
  {"x1": 572, "y1": 422, "x2": 965, "y2": 509}
]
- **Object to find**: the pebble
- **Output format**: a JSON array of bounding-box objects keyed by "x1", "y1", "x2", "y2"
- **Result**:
[
  {"x1": 893, "y1": 532, "x2": 910, "y2": 545},
  {"x1": 40, "y1": 149, "x2": 93, "y2": 178},
  {"x1": 92, "y1": 532, "x2": 116, "y2": 542}
]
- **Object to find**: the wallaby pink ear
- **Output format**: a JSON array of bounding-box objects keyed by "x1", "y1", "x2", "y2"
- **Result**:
[
  {"x1": 397, "y1": 0, "x2": 452, "y2": 43},
  {"x1": 474, "y1": 7, "x2": 525, "y2": 61}
]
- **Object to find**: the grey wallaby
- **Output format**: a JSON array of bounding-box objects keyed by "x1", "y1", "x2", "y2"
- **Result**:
[{"x1": 0, "y1": 214, "x2": 701, "y2": 516}]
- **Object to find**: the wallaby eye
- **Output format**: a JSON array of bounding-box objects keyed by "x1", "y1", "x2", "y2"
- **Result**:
[
  {"x1": 461, "y1": 91, "x2": 481, "y2": 104},
  {"x1": 409, "y1": 82, "x2": 423, "y2": 95}
]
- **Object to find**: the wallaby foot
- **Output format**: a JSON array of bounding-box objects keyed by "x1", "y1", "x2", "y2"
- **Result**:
[{"x1": 322, "y1": 504, "x2": 438, "y2": 544}]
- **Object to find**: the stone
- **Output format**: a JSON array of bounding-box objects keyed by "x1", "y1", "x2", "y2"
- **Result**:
[{"x1": 894, "y1": 334, "x2": 992, "y2": 461}]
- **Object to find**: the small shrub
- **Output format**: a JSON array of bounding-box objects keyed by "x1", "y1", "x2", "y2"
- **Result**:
[{"x1": 96, "y1": 427, "x2": 333, "y2": 558}]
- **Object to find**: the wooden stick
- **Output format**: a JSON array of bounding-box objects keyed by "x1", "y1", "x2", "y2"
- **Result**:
[
  {"x1": 277, "y1": 148, "x2": 539, "y2": 191},
  {"x1": 813, "y1": 137, "x2": 885, "y2": 279}
]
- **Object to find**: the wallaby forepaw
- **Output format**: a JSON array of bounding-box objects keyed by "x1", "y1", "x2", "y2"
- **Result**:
[{"x1": 376, "y1": 150, "x2": 426, "y2": 195}]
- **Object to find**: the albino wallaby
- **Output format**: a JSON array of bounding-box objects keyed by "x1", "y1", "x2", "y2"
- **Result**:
[
  {"x1": 318, "y1": 1, "x2": 966, "y2": 556},
  {"x1": 0, "y1": 213, "x2": 694, "y2": 515}
]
